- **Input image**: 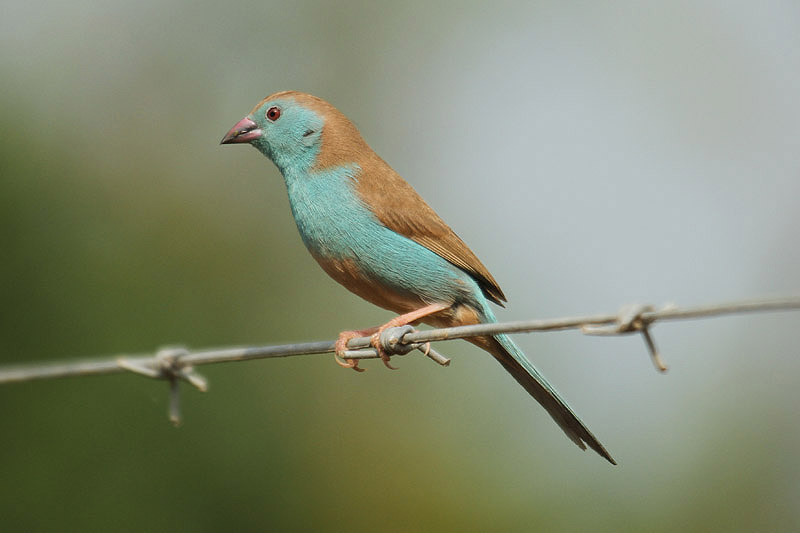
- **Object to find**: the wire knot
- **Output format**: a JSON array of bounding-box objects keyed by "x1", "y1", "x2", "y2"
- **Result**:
[
  {"x1": 117, "y1": 346, "x2": 208, "y2": 425},
  {"x1": 379, "y1": 325, "x2": 417, "y2": 355},
  {"x1": 372, "y1": 326, "x2": 451, "y2": 366},
  {"x1": 581, "y1": 304, "x2": 668, "y2": 373}
]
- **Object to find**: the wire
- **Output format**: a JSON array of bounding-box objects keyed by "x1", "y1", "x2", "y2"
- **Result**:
[{"x1": 1, "y1": 296, "x2": 798, "y2": 423}]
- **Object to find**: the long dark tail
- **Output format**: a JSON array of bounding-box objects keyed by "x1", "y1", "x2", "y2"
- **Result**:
[{"x1": 467, "y1": 332, "x2": 616, "y2": 465}]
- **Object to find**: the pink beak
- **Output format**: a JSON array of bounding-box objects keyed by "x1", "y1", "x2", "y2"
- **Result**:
[{"x1": 220, "y1": 117, "x2": 262, "y2": 144}]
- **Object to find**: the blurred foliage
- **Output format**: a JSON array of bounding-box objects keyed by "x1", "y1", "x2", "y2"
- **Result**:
[{"x1": 1, "y1": 1, "x2": 800, "y2": 531}]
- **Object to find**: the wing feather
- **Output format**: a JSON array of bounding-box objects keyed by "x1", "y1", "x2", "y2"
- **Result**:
[{"x1": 354, "y1": 151, "x2": 506, "y2": 305}]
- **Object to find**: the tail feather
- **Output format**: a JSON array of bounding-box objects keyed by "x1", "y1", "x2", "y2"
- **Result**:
[{"x1": 467, "y1": 332, "x2": 616, "y2": 465}]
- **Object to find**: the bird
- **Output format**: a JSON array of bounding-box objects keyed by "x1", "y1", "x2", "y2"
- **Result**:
[{"x1": 221, "y1": 91, "x2": 615, "y2": 464}]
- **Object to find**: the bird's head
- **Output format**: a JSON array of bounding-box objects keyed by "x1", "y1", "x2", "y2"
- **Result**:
[{"x1": 221, "y1": 91, "x2": 365, "y2": 174}]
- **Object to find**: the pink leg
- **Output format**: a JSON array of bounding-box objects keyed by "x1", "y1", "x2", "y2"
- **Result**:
[{"x1": 370, "y1": 302, "x2": 450, "y2": 369}]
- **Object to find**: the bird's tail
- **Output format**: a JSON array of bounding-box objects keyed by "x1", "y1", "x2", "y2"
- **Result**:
[{"x1": 466, "y1": 312, "x2": 616, "y2": 464}]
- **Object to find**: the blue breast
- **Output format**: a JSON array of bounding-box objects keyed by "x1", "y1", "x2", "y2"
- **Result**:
[{"x1": 281, "y1": 164, "x2": 483, "y2": 309}]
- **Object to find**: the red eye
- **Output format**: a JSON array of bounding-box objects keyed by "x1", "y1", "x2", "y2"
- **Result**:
[{"x1": 266, "y1": 106, "x2": 281, "y2": 121}]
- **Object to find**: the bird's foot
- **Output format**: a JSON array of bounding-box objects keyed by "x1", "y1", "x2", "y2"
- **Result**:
[
  {"x1": 334, "y1": 328, "x2": 378, "y2": 372},
  {"x1": 334, "y1": 326, "x2": 401, "y2": 370},
  {"x1": 367, "y1": 302, "x2": 451, "y2": 370},
  {"x1": 334, "y1": 303, "x2": 450, "y2": 371}
]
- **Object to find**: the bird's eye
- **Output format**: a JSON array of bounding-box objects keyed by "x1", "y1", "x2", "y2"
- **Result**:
[{"x1": 266, "y1": 106, "x2": 281, "y2": 121}]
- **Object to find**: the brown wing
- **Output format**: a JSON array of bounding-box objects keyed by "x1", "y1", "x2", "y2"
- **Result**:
[{"x1": 354, "y1": 151, "x2": 507, "y2": 305}]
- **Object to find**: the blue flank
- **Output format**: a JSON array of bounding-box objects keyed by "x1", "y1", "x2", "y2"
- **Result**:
[{"x1": 282, "y1": 162, "x2": 483, "y2": 309}]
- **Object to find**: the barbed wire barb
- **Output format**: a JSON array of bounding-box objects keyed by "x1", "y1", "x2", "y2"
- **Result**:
[
  {"x1": 0, "y1": 296, "x2": 798, "y2": 422},
  {"x1": 580, "y1": 303, "x2": 668, "y2": 371}
]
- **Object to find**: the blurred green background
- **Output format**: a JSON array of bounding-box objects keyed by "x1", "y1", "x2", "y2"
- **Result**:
[{"x1": 2, "y1": 1, "x2": 799, "y2": 531}]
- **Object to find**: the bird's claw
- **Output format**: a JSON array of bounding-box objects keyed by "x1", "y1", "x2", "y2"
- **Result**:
[
  {"x1": 334, "y1": 352, "x2": 365, "y2": 372},
  {"x1": 334, "y1": 330, "x2": 368, "y2": 372}
]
